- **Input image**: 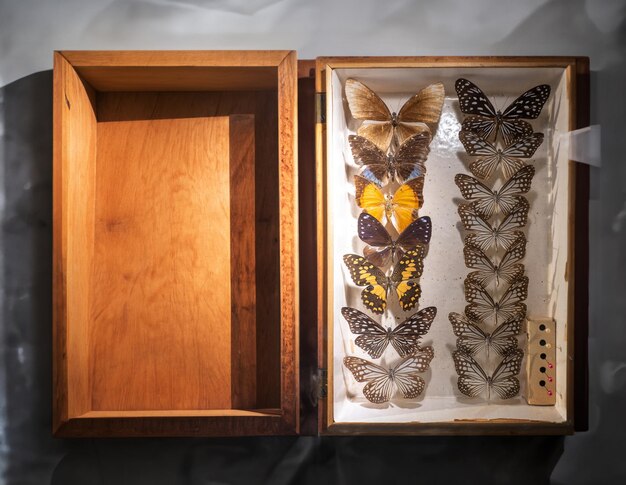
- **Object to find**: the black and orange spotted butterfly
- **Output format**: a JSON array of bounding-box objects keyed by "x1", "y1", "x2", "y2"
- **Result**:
[
  {"x1": 343, "y1": 247, "x2": 425, "y2": 314},
  {"x1": 464, "y1": 233, "x2": 526, "y2": 287},
  {"x1": 354, "y1": 175, "x2": 423, "y2": 233},
  {"x1": 458, "y1": 198, "x2": 529, "y2": 252},
  {"x1": 349, "y1": 132, "x2": 431, "y2": 186},
  {"x1": 344, "y1": 346, "x2": 434, "y2": 403},
  {"x1": 455, "y1": 165, "x2": 535, "y2": 219},
  {"x1": 449, "y1": 312, "x2": 522, "y2": 357},
  {"x1": 345, "y1": 78, "x2": 445, "y2": 151},
  {"x1": 464, "y1": 276, "x2": 528, "y2": 325},
  {"x1": 459, "y1": 131, "x2": 544, "y2": 180},
  {"x1": 455, "y1": 78, "x2": 551, "y2": 145},
  {"x1": 357, "y1": 212, "x2": 432, "y2": 268},
  {"x1": 453, "y1": 348, "x2": 524, "y2": 400},
  {"x1": 342, "y1": 306, "x2": 436, "y2": 359}
]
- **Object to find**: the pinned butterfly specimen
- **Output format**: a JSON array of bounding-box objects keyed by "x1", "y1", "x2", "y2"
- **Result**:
[
  {"x1": 459, "y1": 131, "x2": 544, "y2": 180},
  {"x1": 464, "y1": 276, "x2": 528, "y2": 325},
  {"x1": 342, "y1": 306, "x2": 437, "y2": 359},
  {"x1": 345, "y1": 78, "x2": 445, "y2": 151},
  {"x1": 455, "y1": 165, "x2": 535, "y2": 219},
  {"x1": 344, "y1": 346, "x2": 434, "y2": 403},
  {"x1": 354, "y1": 175, "x2": 423, "y2": 233},
  {"x1": 458, "y1": 198, "x2": 529, "y2": 252},
  {"x1": 343, "y1": 247, "x2": 425, "y2": 314},
  {"x1": 464, "y1": 233, "x2": 526, "y2": 287},
  {"x1": 357, "y1": 212, "x2": 432, "y2": 268},
  {"x1": 449, "y1": 312, "x2": 522, "y2": 357},
  {"x1": 453, "y1": 348, "x2": 523, "y2": 399},
  {"x1": 349, "y1": 132, "x2": 431, "y2": 185},
  {"x1": 455, "y1": 78, "x2": 550, "y2": 145}
]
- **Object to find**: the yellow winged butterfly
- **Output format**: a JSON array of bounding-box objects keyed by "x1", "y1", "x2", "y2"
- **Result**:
[
  {"x1": 345, "y1": 78, "x2": 445, "y2": 151},
  {"x1": 343, "y1": 247, "x2": 425, "y2": 315},
  {"x1": 354, "y1": 175, "x2": 423, "y2": 233}
]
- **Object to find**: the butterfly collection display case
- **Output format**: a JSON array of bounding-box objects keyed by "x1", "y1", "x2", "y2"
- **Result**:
[{"x1": 53, "y1": 52, "x2": 588, "y2": 437}]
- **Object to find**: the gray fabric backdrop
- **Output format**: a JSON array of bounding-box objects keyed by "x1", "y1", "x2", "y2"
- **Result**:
[{"x1": 1, "y1": 0, "x2": 624, "y2": 483}]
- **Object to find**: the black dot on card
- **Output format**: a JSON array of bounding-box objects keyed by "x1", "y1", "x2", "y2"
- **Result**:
[
  {"x1": 540, "y1": 353, "x2": 547, "y2": 359},
  {"x1": 539, "y1": 324, "x2": 546, "y2": 331},
  {"x1": 539, "y1": 380, "x2": 546, "y2": 387},
  {"x1": 540, "y1": 339, "x2": 546, "y2": 346},
  {"x1": 540, "y1": 366, "x2": 546, "y2": 373}
]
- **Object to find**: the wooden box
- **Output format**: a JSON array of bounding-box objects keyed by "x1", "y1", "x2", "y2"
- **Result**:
[
  {"x1": 53, "y1": 52, "x2": 589, "y2": 437},
  {"x1": 53, "y1": 51, "x2": 298, "y2": 437}
]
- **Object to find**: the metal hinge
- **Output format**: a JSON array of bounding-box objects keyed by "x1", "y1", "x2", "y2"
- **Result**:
[
  {"x1": 315, "y1": 92, "x2": 326, "y2": 124},
  {"x1": 317, "y1": 369, "x2": 328, "y2": 399}
]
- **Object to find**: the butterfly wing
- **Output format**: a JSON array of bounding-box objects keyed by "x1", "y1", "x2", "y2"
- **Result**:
[
  {"x1": 393, "y1": 131, "x2": 431, "y2": 183},
  {"x1": 499, "y1": 133, "x2": 544, "y2": 178},
  {"x1": 455, "y1": 173, "x2": 498, "y2": 219},
  {"x1": 357, "y1": 124, "x2": 394, "y2": 152},
  {"x1": 391, "y1": 177, "x2": 423, "y2": 232},
  {"x1": 495, "y1": 198, "x2": 530, "y2": 250},
  {"x1": 463, "y1": 242, "x2": 497, "y2": 287},
  {"x1": 464, "y1": 279, "x2": 497, "y2": 323},
  {"x1": 495, "y1": 276, "x2": 529, "y2": 323},
  {"x1": 455, "y1": 78, "x2": 497, "y2": 117},
  {"x1": 343, "y1": 356, "x2": 393, "y2": 403},
  {"x1": 343, "y1": 254, "x2": 388, "y2": 315},
  {"x1": 390, "y1": 306, "x2": 437, "y2": 357},
  {"x1": 453, "y1": 350, "x2": 489, "y2": 398},
  {"x1": 396, "y1": 216, "x2": 432, "y2": 251},
  {"x1": 398, "y1": 82, "x2": 445, "y2": 125},
  {"x1": 354, "y1": 175, "x2": 386, "y2": 223},
  {"x1": 458, "y1": 204, "x2": 497, "y2": 251},
  {"x1": 392, "y1": 350, "x2": 434, "y2": 399},
  {"x1": 499, "y1": 119, "x2": 534, "y2": 146},
  {"x1": 391, "y1": 246, "x2": 425, "y2": 312},
  {"x1": 341, "y1": 307, "x2": 390, "y2": 359},
  {"x1": 349, "y1": 135, "x2": 389, "y2": 184},
  {"x1": 459, "y1": 131, "x2": 501, "y2": 180},
  {"x1": 345, "y1": 79, "x2": 391, "y2": 121},
  {"x1": 495, "y1": 234, "x2": 527, "y2": 284},
  {"x1": 461, "y1": 116, "x2": 498, "y2": 142},
  {"x1": 490, "y1": 349, "x2": 524, "y2": 399},
  {"x1": 501, "y1": 84, "x2": 551, "y2": 120},
  {"x1": 497, "y1": 165, "x2": 535, "y2": 215},
  {"x1": 489, "y1": 315, "x2": 523, "y2": 356},
  {"x1": 449, "y1": 312, "x2": 489, "y2": 356},
  {"x1": 357, "y1": 213, "x2": 394, "y2": 268}
]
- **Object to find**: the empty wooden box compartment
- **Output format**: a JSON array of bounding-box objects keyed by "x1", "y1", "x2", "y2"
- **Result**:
[{"x1": 53, "y1": 51, "x2": 298, "y2": 437}]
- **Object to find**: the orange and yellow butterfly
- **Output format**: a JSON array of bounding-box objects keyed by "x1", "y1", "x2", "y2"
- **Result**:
[{"x1": 354, "y1": 175, "x2": 423, "y2": 233}]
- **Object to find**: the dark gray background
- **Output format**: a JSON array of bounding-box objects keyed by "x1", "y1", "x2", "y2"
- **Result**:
[{"x1": 1, "y1": 0, "x2": 625, "y2": 483}]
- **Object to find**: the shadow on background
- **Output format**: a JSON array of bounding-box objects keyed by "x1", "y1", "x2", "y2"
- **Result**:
[{"x1": 0, "y1": 69, "x2": 569, "y2": 485}]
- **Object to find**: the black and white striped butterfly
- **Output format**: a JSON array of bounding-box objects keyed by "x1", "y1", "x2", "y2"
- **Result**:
[
  {"x1": 459, "y1": 198, "x2": 529, "y2": 252},
  {"x1": 357, "y1": 212, "x2": 432, "y2": 268},
  {"x1": 349, "y1": 132, "x2": 431, "y2": 185},
  {"x1": 449, "y1": 312, "x2": 522, "y2": 357},
  {"x1": 342, "y1": 306, "x2": 436, "y2": 359},
  {"x1": 455, "y1": 165, "x2": 535, "y2": 219},
  {"x1": 464, "y1": 276, "x2": 528, "y2": 325},
  {"x1": 459, "y1": 131, "x2": 544, "y2": 180},
  {"x1": 343, "y1": 247, "x2": 425, "y2": 314},
  {"x1": 464, "y1": 233, "x2": 526, "y2": 287},
  {"x1": 453, "y1": 348, "x2": 524, "y2": 400},
  {"x1": 455, "y1": 78, "x2": 550, "y2": 145},
  {"x1": 344, "y1": 346, "x2": 434, "y2": 403}
]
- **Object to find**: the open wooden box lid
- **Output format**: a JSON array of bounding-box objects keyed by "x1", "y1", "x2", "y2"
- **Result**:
[{"x1": 53, "y1": 51, "x2": 299, "y2": 437}]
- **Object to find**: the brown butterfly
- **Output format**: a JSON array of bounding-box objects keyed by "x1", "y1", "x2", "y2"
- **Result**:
[
  {"x1": 345, "y1": 78, "x2": 444, "y2": 151},
  {"x1": 464, "y1": 233, "x2": 526, "y2": 287},
  {"x1": 464, "y1": 276, "x2": 528, "y2": 325},
  {"x1": 349, "y1": 132, "x2": 431, "y2": 185},
  {"x1": 449, "y1": 312, "x2": 522, "y2": 357}
]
